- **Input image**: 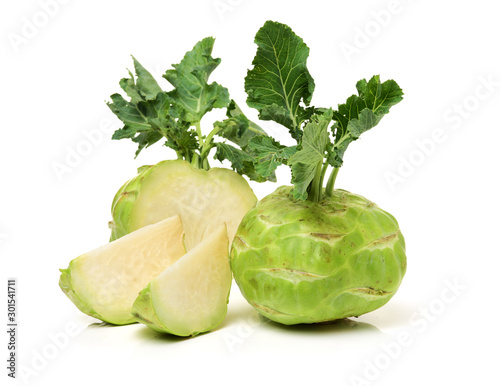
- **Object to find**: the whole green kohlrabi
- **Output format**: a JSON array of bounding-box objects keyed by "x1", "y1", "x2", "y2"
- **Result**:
[
  {"x1": 230, "y1": 21, "x2": 407, "y2": 325},
  {"x1": 231, "y1": 186, "x2": 406, "y2": 325}
]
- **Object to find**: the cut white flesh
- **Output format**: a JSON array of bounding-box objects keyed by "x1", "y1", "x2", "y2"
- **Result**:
[
  {"x1": 59, "y1": 215, "x2": 185, "y2": 325},
  {"x1": 110, "y1": 160, "x2": 257, "y2": 250},
  {"x1": 132, "y1": 224, "x2": 231, "y2": 337}
]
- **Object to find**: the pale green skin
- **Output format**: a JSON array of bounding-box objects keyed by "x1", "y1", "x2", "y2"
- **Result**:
[
  {"x1": 132, "y1": 284, "x2": 172, "y2": 334},
  {"x1": 108, "y1": 164, "x2": 155, "y2": 242},
  {"x1": 230, "y1": 186, "x2": 407, "y2": 325},
  {"x1": 131, "y1": 284, "x2": 230, "y2": 337},
  {"x1": 59, "y1": 215, "x2": 186, "y2": 325},
  {"x1": 131, "y1": 224, "x2": 232, "y2": 337},
  {"x1": 59, "y1": 267, "x2": 111, "y2": 323}
]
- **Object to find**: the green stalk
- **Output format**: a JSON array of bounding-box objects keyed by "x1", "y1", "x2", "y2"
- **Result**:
[
  {"x1": 200, "y1": 126, "x2": 223, "y2": 160},
  {"x1": 202, "y1": 157, "x2": 210, "y2": 171},
  {"x1": 318, "y1": 162, "x2": 329, "y2": 200},
  {"x1": 307, "y1": 160, "x2": 324, "y2": 203},
  {"x1": 325, "y1": 167, "x2": 340, "y2": 197},
  {"x1": 191, "y1": 153, "x2": 200, "y2": 169},
  {"x1": 185, "y1": 121, "x2": 203, "y2": 169},
  {"x1": 194, "y1": 121, "x2": 214, "y2": 170},
  {"x1": 195, "y1": 121, "x2": 203, "y2": 146}
]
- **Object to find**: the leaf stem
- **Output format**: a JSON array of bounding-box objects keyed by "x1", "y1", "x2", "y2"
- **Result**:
[
  {"x1": 194, "y1": 120, "x2": 206, "y2": 164},
  {"x1": 175, "y1": 150, "x2": 185, "y2": 161},
  {"x1": 325, "y1": 167, "x2": 340, "y2": 196},
  {"x1": 202, "y1": 157, "x2": 210, "y2": 170},
  {"x1": 191, "y1": 153, "x2": 200, "y2": 169},
  {"x1": 318, "y1": 162, "x2": 329, "y2": 200},
  {"x1": 307, "y1": 160, "x2": 324, "y2": 203},
  {"x1": 194, "y1": 120, "x2": 215, "y2": 170},
  {"x1": 200, "y1": 126, "x2": 223, "y2": 159},
  {"x1": 195, "y1": 121, "x2": 203, "y2": 146}
]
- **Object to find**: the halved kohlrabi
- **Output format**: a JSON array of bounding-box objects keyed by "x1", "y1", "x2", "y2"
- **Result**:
[
  {"x1": 109, "y1": 160, "x2": 257, "y2": 250},
  {"x1": 132, "y1": 224, "x2": 231, "y2": 337},
  {"x1": 59, "y1": 215, "x2": 185, "y2": 325}
]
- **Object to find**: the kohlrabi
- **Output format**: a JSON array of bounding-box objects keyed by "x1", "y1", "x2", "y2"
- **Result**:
[
  {"x1": 60, "y1": 37, "x2": 267, "y2": 331},
  {"x1": 107, "y1": 38, "x2": 273, "y2": 248},
  {"x1": 132, "y1": 224, "x2": 231, "y2": 336},
  {"x1": 230, "y1": 21, "x2": 407, "y2": 325},
  {"x1": 59, "y1": 216, "x2": 185, "y2": 325}
]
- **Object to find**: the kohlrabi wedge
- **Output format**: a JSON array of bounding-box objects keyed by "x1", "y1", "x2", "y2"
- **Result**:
[
  {"x1": 132, "y1": 224, "x2": 231, "y2": 337},
  {"x1": 230, "y1": 21, "x2": 407, "y2": 325},
  {"x1": 106, "y1": 38, "x2": 274, "y2": 246},
  {"x1": 109, "y1": 160, "x2": 256, "y2": 250},
  {"x1": 59, "y1": 215, "x2": 185, "y2": 325}
]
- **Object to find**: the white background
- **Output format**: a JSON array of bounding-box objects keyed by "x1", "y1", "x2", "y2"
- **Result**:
[{"x1": 1, "y1": 0, "x2": 499, "y2": 385}]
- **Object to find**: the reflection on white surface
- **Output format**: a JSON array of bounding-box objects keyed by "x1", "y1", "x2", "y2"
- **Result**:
[
  {"x1": 59, "y1": 277, "x2": 470, "y2": 386},
  {"x1": 58, "y1": 288, "x2": 393, "y2": 386}
]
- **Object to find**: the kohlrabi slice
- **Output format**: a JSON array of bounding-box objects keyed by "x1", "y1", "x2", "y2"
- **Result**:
[
  {"x1": 109, "y1": 160, "x2": 256, "y2": 250},
  {"x1": 132, "y1": 224, "x2": 231, "y2": 337},
  {"x1": 59, "y1": 215, "x2": 185, "y2": 325}
]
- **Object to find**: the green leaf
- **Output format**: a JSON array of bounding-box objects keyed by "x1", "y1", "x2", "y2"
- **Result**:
[
  {"x1": 213, "y1": 143, "x2": 253, "y2": 171},
  {"x1": 245, "y1": 21, "x2": 315, "y2": 140},
  {"x1": 111, "y1": 125, "x2": 137, "y2": 140},
  {"x1": 326, "y1": 136, "x2": 353, "y2": 168},
  {"x1": 131, "y1": 131, "x2": 164, "y2": 157},
  {"x1": 164, "y1": 37, "x2": 230, "y2": 123},
  {"x1": 212, "y1": 142, "x2": 269, "y2": 182},
  {"x1": 329, "y1": 75, "x2": 403, "y2": 167},
  {"x1": 288, "y1": 111, "x2": 333, "y2": 200},
  {"x1": 116, "y1": 57, "x2": 163, "y2": 109},
  {"x1": 108, "y1": 93, "x2": 153, "y2": 133},
  {"x1": 247, "y1": 136, "x2": 297, "y2": 178},
  {"x1": 108, "y1": 92, "x2": 173, "y2": 157},
  {"x1": 162, "y1": 123, "x2": 199, "y2": 158},
  {"x1": 211, "y1": 100, "x2": 277, "y2": 181},
  {"x1": 107, "y1": 62, "x2": 197, "y2": 159},
  {"x1": 215, "y1": 100, "x2": 267, "y2": 148},
  {"x1": 356, "y1": 76, "x2": 404, "y2": 117}
]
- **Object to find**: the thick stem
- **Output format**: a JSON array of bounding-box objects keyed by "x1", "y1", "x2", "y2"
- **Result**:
[
  {"x1": 187, "y1": 121, "x2": 204, "y2": 169},
  {"x1": 202, "y1": 157, "x2": 210, "y2": 171},
  {"x1": 325, "y1": 167, "x2": 340, "y2": 196},
  {"x1": 194, "y1": 121, "x2": 215, "y2": 170},
  {"x1": 195, "y1": 121, "x2": 203, "y2": 147},
  {"x1": 318, "y1": 162, "x2": 329, "y2": 200},
  {"x1": 200, "y1": 126, "x2": 222, "y2": 160},
  {"x1": 307, "y1": 160, "x2": 324, "y2": 203},
  {"x1": 191, "y1": 153, "x2": 200, "y2": 169}
]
